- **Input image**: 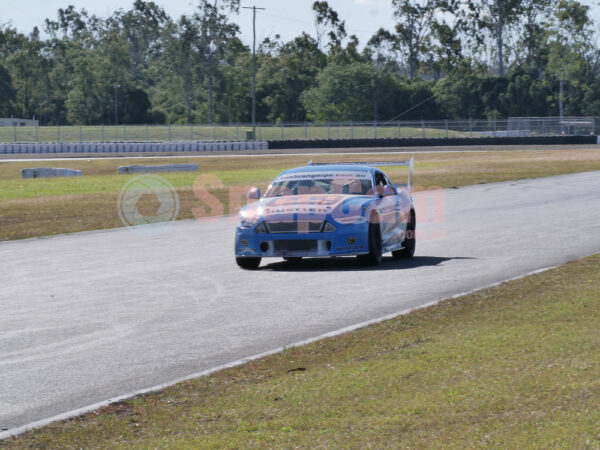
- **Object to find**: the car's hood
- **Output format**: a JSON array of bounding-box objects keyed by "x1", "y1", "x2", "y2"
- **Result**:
[{"x1": 242, "y1": 194, "x2": 373, "y2": 223}]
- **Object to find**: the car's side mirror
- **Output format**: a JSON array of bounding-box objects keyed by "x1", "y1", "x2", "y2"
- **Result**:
[
  {"x1": 376, "y1": 185, "x2": 395, "y2": 197},
  {"x1": 247, "y1": 187, "x2": 261, "y2": 200}
]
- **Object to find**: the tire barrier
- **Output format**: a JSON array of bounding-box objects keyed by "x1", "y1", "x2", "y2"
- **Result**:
[
  {"x1": 1, "y1": 136, "x2": 597, "y2": 154},
  {"x1": 118, "y1": 164, "x2": 199, "y2": 174},
  {"x1": 0, "y1": 141, "x2": 269, "y2": 154},
  {"x1": 21, "y1": 168, "x2": 83, "y2": 178},
  {"x1": 267, "y1": 135, "x2": 599, "y2": 149}
]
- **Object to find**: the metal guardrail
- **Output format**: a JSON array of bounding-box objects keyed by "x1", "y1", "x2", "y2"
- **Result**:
[{"x1": 0, "y1": 117, "x2": 595, "y2": 144}]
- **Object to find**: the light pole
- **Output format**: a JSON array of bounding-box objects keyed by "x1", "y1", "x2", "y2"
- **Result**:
[
  {"x1": 114, "y1": 84, "x2": 121, "y2": 127},
  {"x1": 242, "y1": 5, "x2": 265, "y2": 139}
]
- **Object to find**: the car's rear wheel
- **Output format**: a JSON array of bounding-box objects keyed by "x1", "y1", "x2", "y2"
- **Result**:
[
  {"x1": 236, "y1": 257, "x2": 261, "y2": 270},
  {"x1": 358, "y1": 218, "x2": 383, "y2": 266},
  {"x1": 393, "y1": 210, "x2": 416, "y2": 259}
]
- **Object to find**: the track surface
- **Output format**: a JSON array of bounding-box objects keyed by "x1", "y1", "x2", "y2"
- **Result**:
[{"x1": 2, "y1": 171, "x2": 600, "y2": 431}]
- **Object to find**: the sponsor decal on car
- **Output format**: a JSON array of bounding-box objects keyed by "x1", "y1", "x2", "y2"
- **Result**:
[{"x1": 275, "y1": 172, "x2": 371, "y2": 182}]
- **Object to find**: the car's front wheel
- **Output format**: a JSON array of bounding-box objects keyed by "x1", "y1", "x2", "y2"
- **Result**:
[
  {"x1": 236, "y1": 257, "x2": 261, "y2": 270},
  {"x1": 358, "y1": 219, "x2": 383, "y2": 266},
  {"x1": 393, "y1": 210, "x2": 416, "y2": 259}
]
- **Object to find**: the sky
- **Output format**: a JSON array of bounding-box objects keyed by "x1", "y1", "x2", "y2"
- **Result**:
[{"x1": 2, "y1": 0, "x2": 398, "y2": 47}]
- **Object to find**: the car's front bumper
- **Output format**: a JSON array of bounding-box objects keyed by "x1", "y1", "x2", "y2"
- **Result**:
[{"x1": 235, "y1": 225, "x2": 369, "y2": 258}]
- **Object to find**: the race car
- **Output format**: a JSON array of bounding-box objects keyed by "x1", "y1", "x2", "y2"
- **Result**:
[{"x1": 235, "y1": 159, "x2": 416, "y2": 269}]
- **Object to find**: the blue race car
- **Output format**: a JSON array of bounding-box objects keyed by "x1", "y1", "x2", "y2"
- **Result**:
[{"x1": 235, "y1": 159, "x2": 416, "y2": 269}]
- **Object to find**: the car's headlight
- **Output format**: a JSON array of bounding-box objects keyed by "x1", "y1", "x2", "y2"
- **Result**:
[
  {"x1": 239, "y1": 219, "x2": 255, "y2": 228},
  {"x1": 255, "y1": 222, "x2": 268, "y2": 233},
  {"x1": 239, "y1": 210, "x2": 258, "y2": 228},
  {"x1": 322, "y1": 221, "x2": 336, "y2": 232}
]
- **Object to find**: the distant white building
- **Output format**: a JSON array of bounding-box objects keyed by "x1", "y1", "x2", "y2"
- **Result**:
[{"x1": 0, "y1": 118, "x2": 39, "y2": 127}]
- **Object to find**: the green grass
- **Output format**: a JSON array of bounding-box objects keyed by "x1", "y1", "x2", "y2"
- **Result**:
[
  {"x1": 0, "y1": 124, "x2": 468, "y2": 143},
  {"x1": 0, "y1": 169, "x2": 285, "y2": 201},
  {"x1": 5, "y1": 254, "x2": 600, "y2": 448}
]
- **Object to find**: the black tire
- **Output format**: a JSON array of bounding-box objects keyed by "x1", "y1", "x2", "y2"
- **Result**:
[
  {"x1": 283, "y1": 257, "x2": 303, "y2": 263},
  {"x1": 393, "y1": 210, "x2": 416, "y2": 259},
  {"x1": 236, "y1": 257, "x2": 261, "y2": 270},
  {"x1": 358, "y1": 219, "x2": 383, "y2": 266}
]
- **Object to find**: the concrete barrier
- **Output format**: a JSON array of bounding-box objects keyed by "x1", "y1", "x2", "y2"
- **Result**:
[
  {"x1": 267, "y1": 135, "x2": 598, "y2": 150},
  {"x1": 118, "y1": 164, "x2": 200, "y2": 174},
  {"x1": 21, "y1": 168, "x2": 83, "y2": 178}
]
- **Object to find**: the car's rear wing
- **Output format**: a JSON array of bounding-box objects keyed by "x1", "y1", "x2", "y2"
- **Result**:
[{"x1": 308, "y1": 158, "x2": 414, "y2": 191}]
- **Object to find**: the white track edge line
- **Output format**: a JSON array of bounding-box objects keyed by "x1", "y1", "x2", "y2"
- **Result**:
[{"x1": 0, "y1": 262, "x2": 564, "y2": 441}]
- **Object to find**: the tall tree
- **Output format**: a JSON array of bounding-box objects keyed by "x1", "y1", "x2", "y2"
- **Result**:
[
  {"x1": 312, "y1": 1, "x2": 347, "y2": 51},
  {"x1": 0, "y1": 63, "x2": 14, "y2": 116},
  {"x1": 427, "y1": 21, "x2": 463, "y2": 78},
  {"x1": 547, "y1": 0, "x2": 593, "y2": 117},
  {"x1": 120, "y1": 0, "x2": 170, "y2": 75},
  {"x1": 258, "y1": 33, "x2": 325, "y2": 121},
  {"x1": 195, "y1": 0, "x2": 240, "y2": 123},
  {"x1": 366, "y1": 29, "x2": 398, "y2": 120},
  {"x1": 392, "y1": 0, "x2": 438, "y2": 80},
  {"x1": 301, "y1": 63, "x2": 376, "y2": 121},
  {"x1": 162, "y1": 16, "x2": 201, "y2": 124},
  {"x1": 516, "y1": 0, "x2": 555, "y2": 74},
  {"x1": 465, "y1": 0, "x2": 522, "y2": 76}
]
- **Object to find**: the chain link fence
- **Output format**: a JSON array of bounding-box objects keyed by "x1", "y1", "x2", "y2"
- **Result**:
[{"x1": 0, "y1": 117, "x2": 596, "y2": 143}]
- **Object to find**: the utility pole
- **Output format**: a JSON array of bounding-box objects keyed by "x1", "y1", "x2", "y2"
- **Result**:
[
  {"x1": 559, "y1": 76, "x2": 564, "y2": 121},
  {"x1": 242, "y1": 5, "x2": 265, "y2": 139},
  {"x1": 114, "y1": 84, "x2": 121, "y2": 126}
]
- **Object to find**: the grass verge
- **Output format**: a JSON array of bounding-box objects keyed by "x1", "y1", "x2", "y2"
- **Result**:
[
  {"x1": 4, "y1": 254, "x2": 600, "y2": 448},
  {"x1": 0, "y1": 125, "x2": 466, "y2": 143},
  {"x1": 1, "y1": 149, "x2": 600, "y2": 240}
]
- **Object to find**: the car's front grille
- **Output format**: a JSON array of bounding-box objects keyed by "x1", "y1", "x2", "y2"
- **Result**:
[
  {"x1": 273, "y1": 240, "x2": 318, "y2": 253},
  {"x1": 266, "y1": 221, "x2": 323, "y2": 234}
]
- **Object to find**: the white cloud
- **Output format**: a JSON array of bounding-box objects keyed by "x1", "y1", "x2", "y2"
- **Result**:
[{"x1": 353, "y1": 0, "x2": 388, "y2": 6}]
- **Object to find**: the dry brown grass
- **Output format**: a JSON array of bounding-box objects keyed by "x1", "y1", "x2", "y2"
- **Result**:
[{"x1": 0, "y1": 189, "x2": 238, "y2": 240}]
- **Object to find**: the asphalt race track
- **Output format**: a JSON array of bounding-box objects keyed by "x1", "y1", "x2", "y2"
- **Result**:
[{"x1": 2, "y1": 171, "x2": 600, "y2": 433}]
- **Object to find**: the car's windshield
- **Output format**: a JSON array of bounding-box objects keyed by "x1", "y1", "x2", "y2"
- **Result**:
[{"x1": 264, "y1": 171, "x2": 373, "y2": 198}]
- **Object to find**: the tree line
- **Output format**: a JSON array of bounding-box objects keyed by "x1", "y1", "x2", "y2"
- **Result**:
[{"x1": 0, "y1": 0, "x2": 598, "y2": 125}]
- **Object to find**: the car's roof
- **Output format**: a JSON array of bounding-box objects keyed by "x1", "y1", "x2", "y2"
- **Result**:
[{"x1": 282, "y1": 165, "x2": 375, "y2": 174}]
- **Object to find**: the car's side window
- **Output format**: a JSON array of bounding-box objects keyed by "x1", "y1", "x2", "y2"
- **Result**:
[
  {"x1": 375, "y1": 172, "x2": 386, "y2": 186},
  {"x1": 385, "y1": 174, "x2": 399, "y2": 193}
]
